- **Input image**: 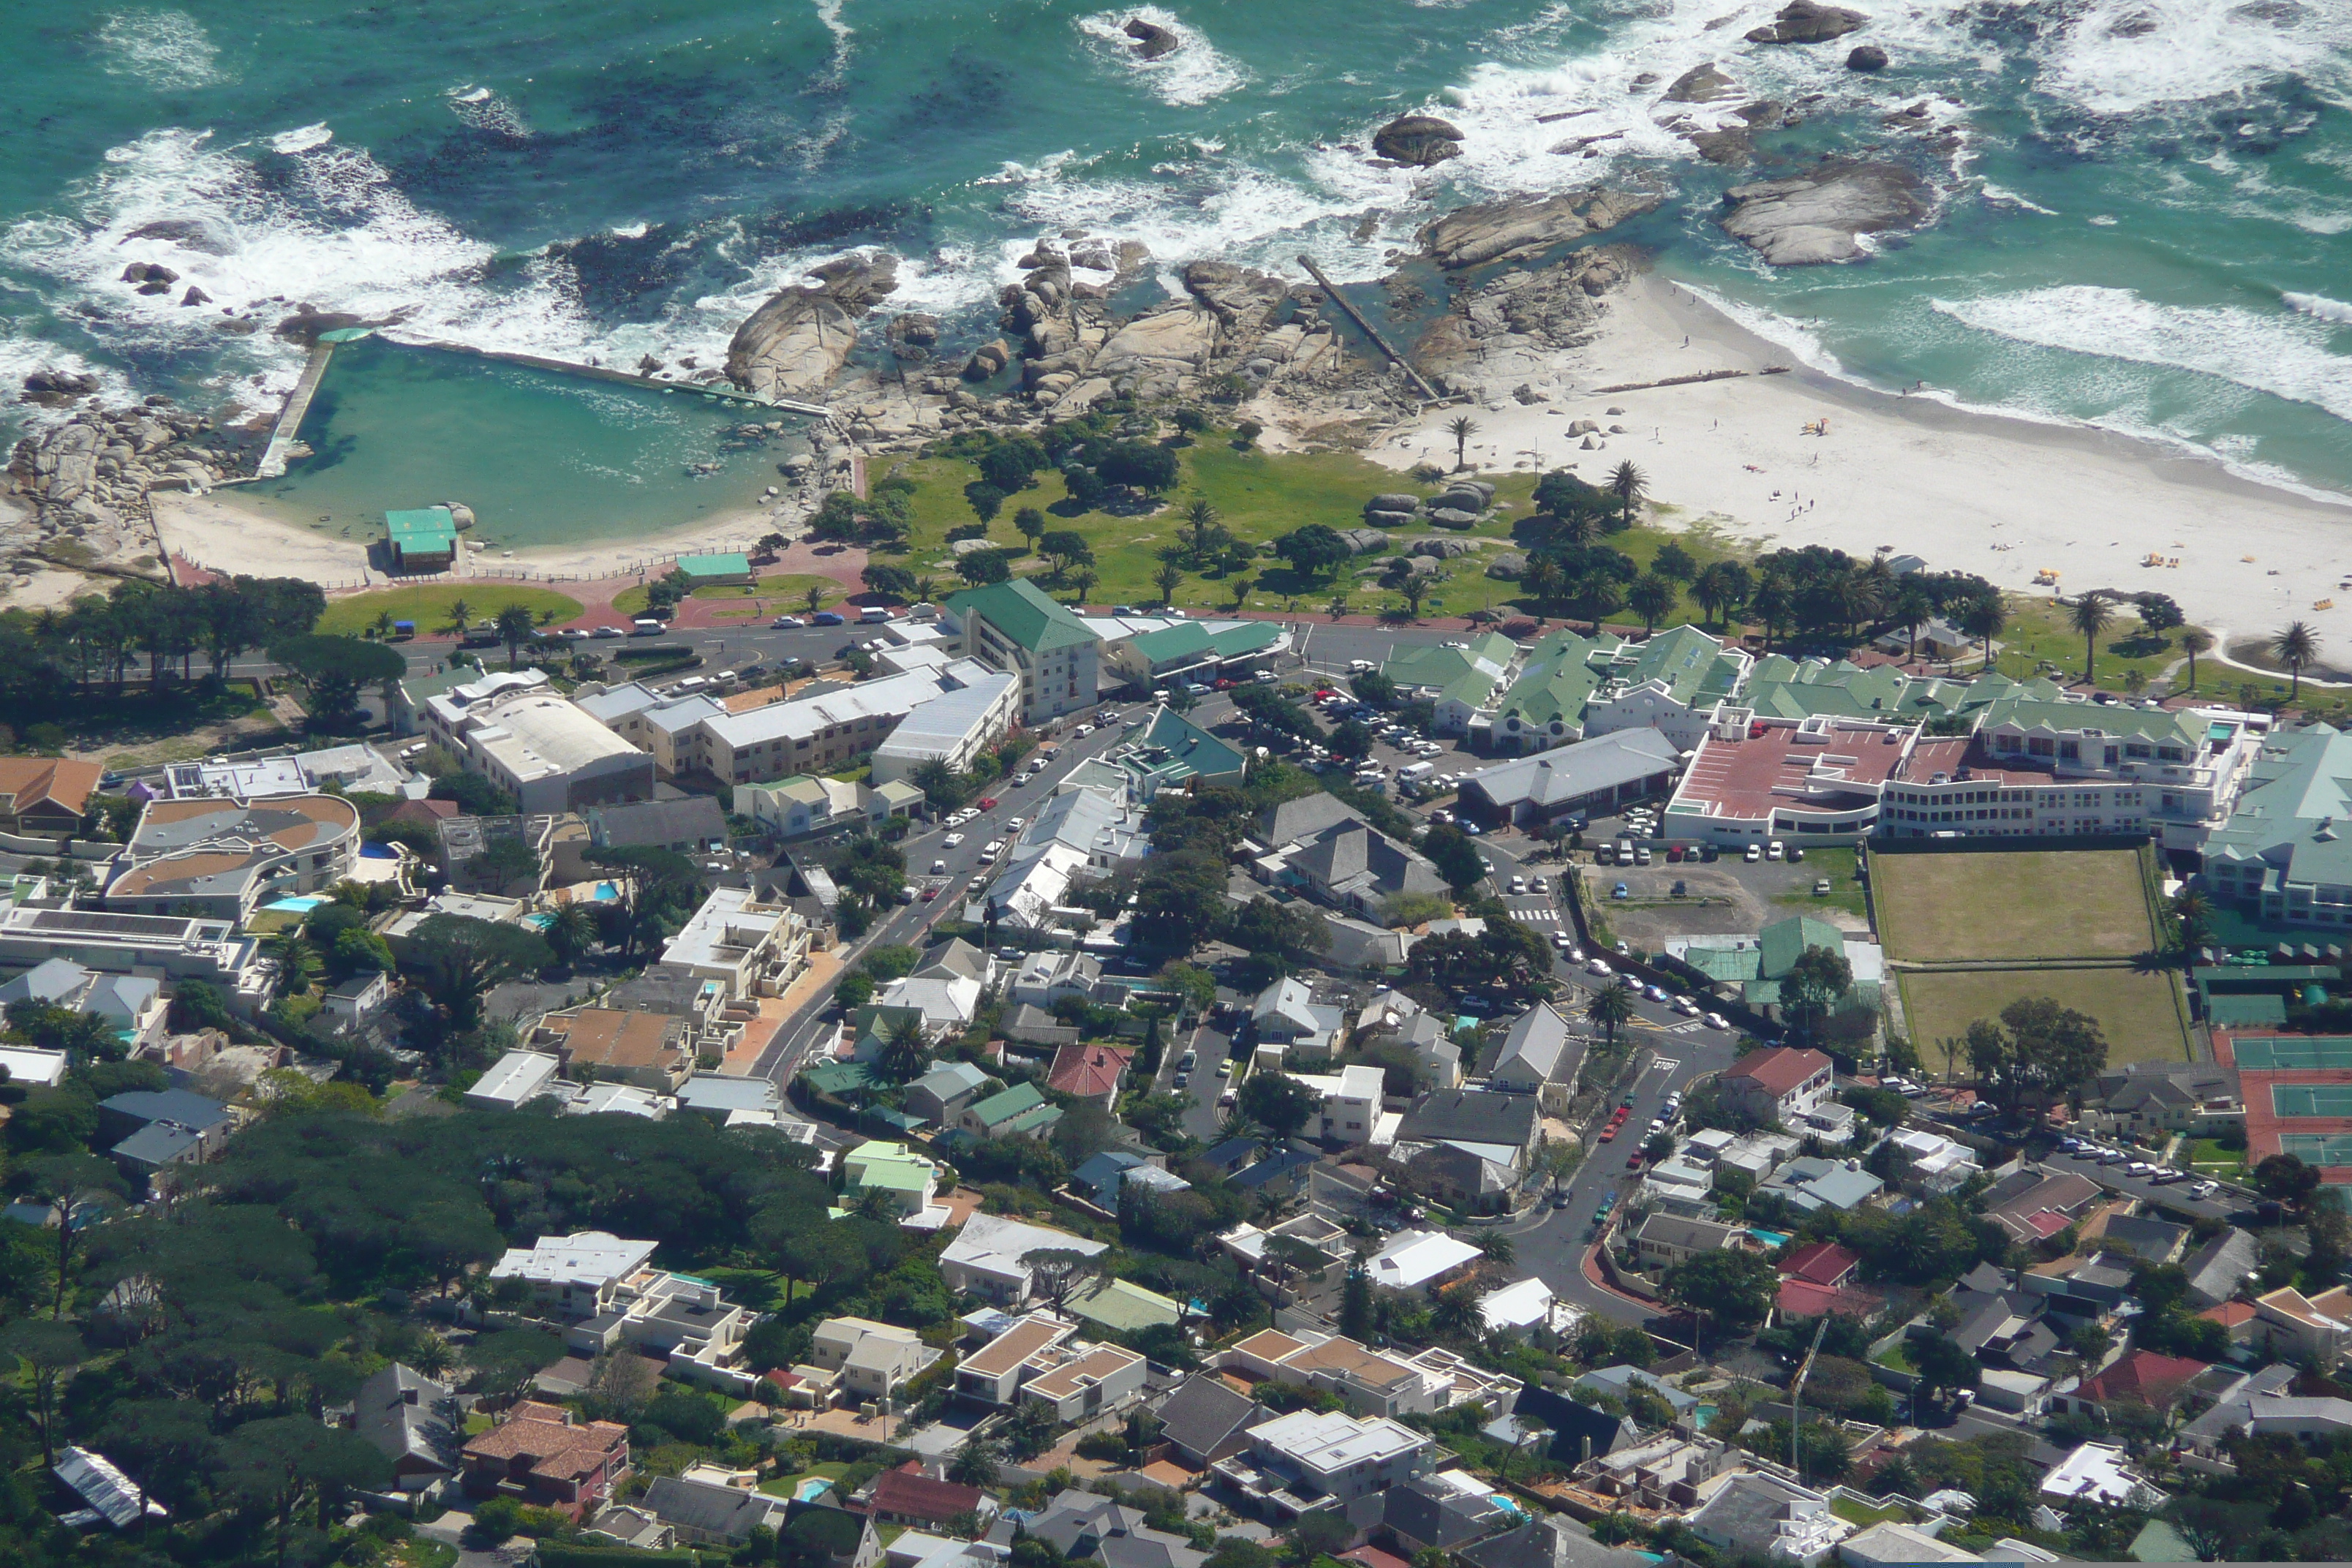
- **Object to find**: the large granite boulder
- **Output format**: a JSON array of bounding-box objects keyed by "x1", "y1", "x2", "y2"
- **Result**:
[
  {"x1": 1374, "y1": 114, "x2": 1466, "y2": 167},
  {"x1": 1720, "y1": 162, "x2": 1929, "y2": 264},
  {"x1": 1746, "y1": 0, "x2": 1868, "y2": 42},
  {"x1": 726, "y1": 250, "x2": 898, "y2": 396},
  {"x1": 1663, "y1": 62, "x2": 1741, "y2": 102},
  {"x1": 1421, "y1": 189, "x2": 1662, "y2": 269}
]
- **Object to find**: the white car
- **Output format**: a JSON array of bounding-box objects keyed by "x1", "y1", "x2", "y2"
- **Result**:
[
  {"x1": 1744, "y1": 843, "x2": 1763, "y2": 863},
  {"x1": 1531, "y1": 876, "x2": 1549, "y2": 894},
  {"x1": 1007, "y1": 817, "x2": 1025, "y2": 831},
  {"x1": 1703, "y1": 1012, "x2": 1730, "y2": 1030},
  {"x1": 1586, "y1": 958, "x2": 1614, "y2": 977},
  {"x1": 1672, "y1": 995, "x2": 1700, "y2": 1017},
  {"x1": 1564, "y1": 945, "x2": 1584, "y2": 962},
  {"x1": 1766, "y1": 840, "x2": 1785, "y2": 861},
  {"x1": 1509, "y1": 876, "x2": 1527, "y2": 894},
  {"x1": 1073, "y1": 723, "x2": 1093, "y2": 736},
  {"x1": 943, "y1": 833, "x2": 966, "y2": 848}
]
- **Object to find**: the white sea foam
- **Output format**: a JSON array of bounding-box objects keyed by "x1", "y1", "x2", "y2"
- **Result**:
[
  {"x1": 96, "y1": 10, "x2": 226, "y2": 90},
  {"x1": 1980, "y1": 184, "x2": 2059, "y2": 216},
  {"x1": 2287, "y1": 292, "x2": 2352, "y2": 325},
  {"x1": 812, "y1": 0, "x2": 854, "y2": 80},
  {"x1": 446, "y1": 85, "x2": 531, "y2": 138},
  {"x1": 0, "y1": 126, "x2": 604, "y2": 386},
  {"x1": 2029, "y1": 0, "x2": 2352, "y2": 118},
  {"x1": 268, "y1": 123, "x2": 333, "y2": 156},
  {"x1": 1074, "y1": 7, "x2": 1245, "y2": 107},
  {"x1": 1933, "y1": 285, "x2": 2352, "y2": 426}
]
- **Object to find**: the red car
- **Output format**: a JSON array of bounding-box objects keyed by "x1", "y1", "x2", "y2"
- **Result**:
[
  {"x1": 978, "y1": 797, "x2": 998, "y2": 810},
  {"x1": 1626, "y1": 1151, "x2": 1645, "y2": 1170},
  {"x1": 920, "y1": 885, "x2": 940, "y2": 901},
  {"x1": 1215, "y1": 678, "x2": 1237, "y2": 690},
  {"x1": 1598, "y1": 1124, "x2": 1618, "y2": 1142}
]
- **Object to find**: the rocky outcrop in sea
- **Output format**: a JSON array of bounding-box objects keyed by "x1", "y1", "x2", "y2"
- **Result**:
[
  {"x1": 1719, "y1": 161, "x2": 1931, "y2": 264},
  {"x1": 4, "y1": 391, "x2": 254, "y2": 583},
  {"x1": 725, "y1": 250, "x2": 901, "y2": 398}
]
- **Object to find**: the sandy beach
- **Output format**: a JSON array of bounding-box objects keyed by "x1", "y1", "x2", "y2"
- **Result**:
[
  {"x1": 1373, "y1": 272, "x2": 2352, "y2": 655},
  {"x1": 151, "y1": 489, "x2": 789, "y2": 591}
]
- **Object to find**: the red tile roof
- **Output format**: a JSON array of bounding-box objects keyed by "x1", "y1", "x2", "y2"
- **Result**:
[
  {"x1": 2200, "y1": 1301, "x2": 2257, "y2": 1327},
  {"x1": 1343, "y1": 1548, "x2": 1413, "y2": 1568},
  {"x1": 1779, "y1": 1240, "x2": 1859, "y2": 1287},
  {"x1": 1777, "y1": 1279, "x2": 1882, "y2": 1319},
  {"x1": 0, "y1": 757, "x2": 103, "y2": 821},
  {"x1": 2077, "y1": 1349, "x2": 2210, "y2": 1409},
  {"x1": 870, "y1": 1463, "x2": 985, "y2": 1524},
  {"x1": 1728, "y1": 1046, "x2": 1831, "y2": 1098},
  {"x1": 1047, "y1": 1043, "x2": 1132, "y2": 1100}
]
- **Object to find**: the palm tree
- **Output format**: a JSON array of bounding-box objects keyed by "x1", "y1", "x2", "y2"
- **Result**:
[
  {"x1": 2171, "y1": 889, "x2": 2212, "y2": 950},
  {"x1": 1474, "y1": 1229, "x2": 1516, "y2": 1266},
  {"x1": 1327, "y1": 593, "x2": 1350, "y2": 620},
  {"x1": 1959, "y1": 595, "x2": 2008, "y2": 672},
  {"x1": 1585, "y1": 981, "x2": 1637, "y2": 1047},
  {"x1": 2178, "y1": 627, "x2": 2212, "y2": 694},
  {"x1": 1608, "y1": 460, "x2": 1648, "y2": 530},
  {"x1": 1749, "y1": 579, "x2": 1790, "y2": 653},
  {"x1": 1445, "y1": 415, "x2": 1480, "y2": 472},
  {"x1": 1070, "y1": 567, "x2": 1098, "y2": 606},
  {"x1": 2272, "y1": 621, "x2": 2321, "y2": 702},
  {"x1": 1523, "y1": 555, "x2": 1563, "y2": 616},
  {"x1": 371, "y1": 610, "x2": 395, "y2": 640},
  {"x1": 875, "y1": 1016, "x2": 927, "y2": 1083},
  {"x1": 1154, "y1": 557, "x2": 1185, "y2": 608},
  {"x1": 948, "y1": 1438, "x2": 1001, "y2": 1490},
  {"x1": 2068, "y1": 592, "x2": 2114, "y2": 685},
  {"x1": 1399, "y1": 574, "x2": 1433, "y2": 620},
  {"x1": 1894, "y1": 582, "x2": 1934, "y2": 666},
  {"x1": 442, "y1": 597, "x2": 472, "y2": 636},
  {"x1": 544, "y1": 902, "x2": 598, "y2": 968},
  {"x1": 494, "y1": 603, "x2": 538, "y2": 668},
  {"x1": 1183, "y1": 499, "x2": 1220, "y2": 564},
  {"x1": 1627, "y1": 575, "x2": 1676, "y2": 635},
  {"x1": 804, "y1": 584, "x2": 826, "y2": 615},
  {"x1": 1227, "y1": 574, "x2": 1256, "y2": 611}
]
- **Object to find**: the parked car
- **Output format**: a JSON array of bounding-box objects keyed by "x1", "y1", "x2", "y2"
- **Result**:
[
  {"x1": 1613, "y1": 881, "x2": 1629, "y2": 900},
  {"x1": 1766, "y1": 840, "x2": 1785, "y2": 860},
  {"x1": 592, "y1": 625, "x2": 625, "y2": 638},
  {"x1": 813, "y1": 611, "x2": 846, "y2": 625},
  {"x1": 1703, "y1": 1012, "x2": 1730, "y2": 1031},
  {"x1": 770, "y1": 614, "x2": 803, "y2": 628},
  {"x1": 1744, "y1": 843, "x2": 1763, "y2": 862}
]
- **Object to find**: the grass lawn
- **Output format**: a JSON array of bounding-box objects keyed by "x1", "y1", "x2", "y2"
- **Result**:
[
  {"x1": 1983, "y1": 597, "x2": 2218, "y2": 697},
  {"x1": 875, "y1": 435, "x2": 1747, "y2": 623},
  {"x1": 1773, "y1": 844, "x2": 1867, "y2": 918},
  {"x1": 1870, "y1": 1341, "x2": 1916, "y2": 1372},
  {"x1": 615, "y1": 573, "x2": 847, "y2": 616},
  {"x1": 1899, "y1": 967, "x2": 2191, "y2": 1066},
  {"x1": 1873, "y1": 848, "x2": 2157, "y2": 962},
  {"x1": 1831, "y1": 1497, "x2": 1912, "y2": 1527},
  {"x1": 314, "y1": 583, "x2": 583, "y2": 637},
  {"x1": 2189, "y1": 1136, "x2": 2248, "y2": 1176}
]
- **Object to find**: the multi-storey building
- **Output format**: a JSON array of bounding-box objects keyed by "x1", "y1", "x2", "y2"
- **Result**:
[{"x1": 941, "y1": 579, "x2": 1101, "y2": 725}]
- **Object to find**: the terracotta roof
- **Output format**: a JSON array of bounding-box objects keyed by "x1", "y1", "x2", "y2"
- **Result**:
[
  {"x1": 0, "y1": 758, "x2": 102, "y2": 820},
  {"x1": 2078, "y1": 1349, "x2": 2211, "y2": 1409},
  {"x1": 1776, "y1": 1278, "x2": 1882, "y2": 1319},
  {"x1": 541, "y1": 1009, "x2": 689, "y2": 1072},
  {"x1": 962, "y1": 1316, "x2": 1071, "y2": 1378},
  {"x1": 1727, "y1": 1046, "x2": 1830, "y2": 1097},
  {"x1": 461, "y1": 1402, "x2": 627, "y2": 1481},
  {"x1": 2200, "y1": 1302, "x2": 2258, "y2": 1327},
  {"x1": 870, "y1": 1463, "x2": 984, "y2": 1523},
  {"x1": 1048, "y1": 1043, "x2": 1132, "y2": 1099},
  {"x1": 1343, "y1": 1548, "x2": 1413, "y2": 1568},
  {"x1": 1779, "y1": 1240, "x2": 1859, "y2": 1286}
]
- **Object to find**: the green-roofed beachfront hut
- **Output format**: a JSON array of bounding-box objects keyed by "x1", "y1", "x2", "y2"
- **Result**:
[
  {"x1": 384, "y1": 506, "x2": 458, "y2": 573},
  {"x1": 676, "y1": 551, "x2": 754, "y2": 587}
]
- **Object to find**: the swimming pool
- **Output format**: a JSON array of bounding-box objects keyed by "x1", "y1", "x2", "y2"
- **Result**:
[
  {"x1": 1747, "y1": 1229, "x2": 1791, "y2": 1248},
  {"x1": 263, "y1": 895, "x2": 326, "y2": 913}
]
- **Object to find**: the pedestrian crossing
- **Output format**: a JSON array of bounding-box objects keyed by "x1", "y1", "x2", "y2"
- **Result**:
[{"x1": 1509, "y1": 902, "x2": 1561, "y2": 924}]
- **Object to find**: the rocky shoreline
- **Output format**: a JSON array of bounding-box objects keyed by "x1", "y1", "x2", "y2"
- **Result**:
[{"x1": 2, "y1": 7, "x2": 1953, "y2": 600}]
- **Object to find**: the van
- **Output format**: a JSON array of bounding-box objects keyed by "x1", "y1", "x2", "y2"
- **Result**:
[
  {"x1": 714, "y1": 669, "x2": 738, "y2": 685},
  {"x1": 674, "y1": 676, "x2": 709, "y2": 693},
  {"x1": 859, "y1": 606, "x2": 892, "y2": 624},
  {"x1": 1616, "y1": 838, "x2": 1635, "y2": 861},
  {"x1": 1399, "y1": 761, "x2": 1436, "y2": 778},
  {"x1": 631, "y1": 618, "x2": 666, "y2": 636}
]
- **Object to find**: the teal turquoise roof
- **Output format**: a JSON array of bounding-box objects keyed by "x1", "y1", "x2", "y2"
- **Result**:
[
  {"x1": 677, "y1": 551, "x2": 752, "y2": 578},
  {"x1": 384, "y1": 507, "x2": 456, "y2": 552},
  {"x1": 1131, "y1": 706, "x2": 1247, "y2": 783},
  {"x1": 1383, "y1": 630, "x2": 1518, "y2": 693},
  {"x1": 968, "y1": 1079, "x2": 1058, "y2": 1130},
  {"x1": 1621, "y1": 624, "x2": 1740, "y2": 706},
  {"x1": 946, "y1": 578, "x2": 1098, "y2": 652},
  {"x1": 1758, "y1": 914, "x2": 1847, "y2": 979}
]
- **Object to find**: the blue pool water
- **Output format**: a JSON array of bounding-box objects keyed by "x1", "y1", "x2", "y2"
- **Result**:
[{"x1": 263, "y1": 894, "x2": 325, "y2": 912}]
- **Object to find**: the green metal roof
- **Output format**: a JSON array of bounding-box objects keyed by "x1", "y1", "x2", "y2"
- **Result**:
[
  {"x1": 676, "y1": 551, "x2": 752, "y2": 578},
  {"x1": 968, "y1": 1079, "x2": 1056, "y2": 1129},
  {"x1": 1130, "y1": 622, "x2": 1213, "y2": 665},
  {"x1": 1625, "y1": 624, "x2": 1730, "y2": 705},
  {"x1": 1495, "y1": 630, "x2": 1612, "y2": 728},
  {"x1": 384, "y1": 507, "x2": 456, "y2": 551},
  {"x1": 1068, "y1": 1277, "x2": 1183, "y2": 1332},
  {"x1": 1131, "y1": 706, "x2": 1247, "y2": 783},
  {"x1": 1758, "y1": 914, "x2": 1847, "y2": 979},
  {"x1": 802, "y1": 1060, "x2": 878, "y2": 1097},
  {"x1": 1383, "y1": 630, "x2": 1518, "y2": 694},
  {"x1": 1208, "y1": 621, "x2": 1281, "y2": 657},
  {"x1": 1681, "y1": 943, "x2": 1765, "y2": 984},
  {"x1": 1978, "y1": 694, "x2": 2201, "y2": 747},
  {"x1": 946, "y1": 578, "x2": 1098, "y2": 652}
]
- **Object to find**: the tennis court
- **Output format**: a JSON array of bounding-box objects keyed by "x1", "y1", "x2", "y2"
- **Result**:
[
  {"x1": 2272, "y1": 1083, "x2": 2352, "y2": 1117},
  {"x1": 2233, "y1": 1037, "x2": 2352, "y2": 1070},
  {"x1": 2280, "y1": 1133, "x2": 2352, "y2": 1164}
]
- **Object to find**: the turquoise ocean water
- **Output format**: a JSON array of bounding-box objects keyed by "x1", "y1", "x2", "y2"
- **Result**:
[{"x1": 4, "y1": 1, "x2": 2351, "y2": 512}]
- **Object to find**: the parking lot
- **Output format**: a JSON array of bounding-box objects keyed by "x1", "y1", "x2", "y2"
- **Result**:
[{"x1": 1569, "y1": 806, "x2": 1872, "y2": 949}]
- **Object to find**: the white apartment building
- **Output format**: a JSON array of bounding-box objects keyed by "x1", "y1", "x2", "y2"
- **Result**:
[
  {"x1": 426, "y1": 674, "x2": 654, "y2": 813},
  {"x1": 1285, "y1": 1063, "x2": 1387, "y2": 1145},
  {"x1": 941, "y1": 580, "x2": 1102, "y2": 725},
  {"x1": 671, "y1": 660, "x2": 1012, "y2": 787},
  {"x1": 805, "y1": 1317, "x2": 943, "y2": 1406},
  {"x1": 658, "y1": 886, "x2": 811, "y2": 999},
  {"x1": 487, "y1": 1231, "x2": 661, "y2": 1319},
  {"x1": 871, "y1": 669, "x2": 1022, "y2": 785},
  {"x1": 938, "y1": 1214, "x2": 1109, "y2": 1307}
]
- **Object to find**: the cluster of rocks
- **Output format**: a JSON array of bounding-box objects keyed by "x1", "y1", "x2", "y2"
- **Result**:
[
  {"x1": 3, "y1": 386, "x2": 249, "y2": 580},
  {"x1": 1362, "y1": 478, "x2": 1497, "y2": 532},
  {"x1": 1414, "y1": 241, "x2": 1643, "y2": 384},
  {"x1": 1745, "y1": 0, "x2": 1869, "y2": 43},
  {"x1": 1373, "y1": 115, "x2": 1466, "y2": 167},
  {"x1": 1421, "y1": 188, "x2": 1662, "y2": 270},
  {"x1": 1123, "y1": 18, "x2": 1178, "y2": 58}
]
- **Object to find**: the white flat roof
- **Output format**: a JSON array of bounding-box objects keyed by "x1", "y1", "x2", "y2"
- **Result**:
[
  {"x1": 700, "y1": 666, "x2": 960, "y2": 750},
  {"x1": 489, "y1": 1229, "x2": 657, "y2": 1288},
  {"x1": 1247, "y1": 1407, "x2": 1425, "y2": 1473},
  {"x1": 468, "y1": 693, "x2": 646, "y2": 780}
]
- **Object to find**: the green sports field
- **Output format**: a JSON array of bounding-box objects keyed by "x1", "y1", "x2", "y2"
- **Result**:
[
  {"x1": 1899, "y1": 967, "x2": 2192, "y2": 1068},
  {"x1": 1873, "y1": 848, "x2": 2157, "y2": 962}
]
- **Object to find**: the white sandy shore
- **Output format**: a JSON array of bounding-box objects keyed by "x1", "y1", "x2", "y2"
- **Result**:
[
  {"x1": 1373, "y1": 271, "x2": 2352, "y2": 655},
  {"x1": 152, "y1": 489, "x2": 785, "y2": 589}
]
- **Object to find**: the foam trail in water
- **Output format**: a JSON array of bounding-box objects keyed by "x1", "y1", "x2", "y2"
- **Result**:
[
  {"x1": 1074, "y1": 7, "x2": 1245, "y2": 107},
  {"x1": 96, "y1": 10, "x2": 226, "y2": 90},
  {"x1": 1934, "y1": 284, "x2": 2352, "y2": 426}
]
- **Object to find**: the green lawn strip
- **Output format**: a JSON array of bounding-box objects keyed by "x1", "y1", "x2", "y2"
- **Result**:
[
  {"x1": 1831, "y1": 1497, "x2": 1912, "y2": 1527},
  {"x1": 877, "y1": 439, "x2": 1744, "y2": 622},
  {"x1": 614, "y1": 574, "x2": 848, "y2": 617},
  {"x1": 1983, "y1": 597, "x2": 2217, "y2": 696},
  {"x1": 761, "y1": 1461, "x2": 853, "y2": 1498},
  {"x1": 314, "y1": 583, "x2": 584, "y2": 637},
  {"x1": 1898, "y1": 967, "x2": 2190, "y2": 1067},
  {"x1": 1871, "y1": 1341, "x2": 1916, "y2": 1372}
]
